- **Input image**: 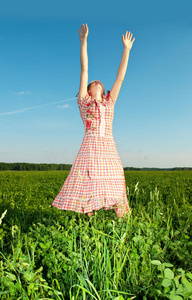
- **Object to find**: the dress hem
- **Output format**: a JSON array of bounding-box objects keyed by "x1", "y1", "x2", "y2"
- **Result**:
[{"x1": 52, "y1": 199, "x2": 129, "y2": 214}]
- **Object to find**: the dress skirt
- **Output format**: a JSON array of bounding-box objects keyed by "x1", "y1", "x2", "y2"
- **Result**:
[{"x1": 52, "y1": 91, "x2": 130, "y2": 215}]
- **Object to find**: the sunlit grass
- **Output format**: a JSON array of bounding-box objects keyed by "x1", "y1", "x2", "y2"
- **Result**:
[{"x1": 0, "y1": 171, "x2": 192, "y2": 299}]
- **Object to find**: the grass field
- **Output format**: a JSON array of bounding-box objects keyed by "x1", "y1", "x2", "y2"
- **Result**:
[{"x1": 0, "y1": 170, "x2": 192, "y2": 299}]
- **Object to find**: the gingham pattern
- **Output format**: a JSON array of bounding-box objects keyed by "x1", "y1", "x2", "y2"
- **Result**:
[{"x1": 52, "y1": 91, "x2": 130, "y2": 215}]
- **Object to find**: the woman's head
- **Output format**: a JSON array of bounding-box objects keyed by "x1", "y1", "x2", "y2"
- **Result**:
[{"x1": 87, "y1": 80, "x2": 105, "y2": 99}]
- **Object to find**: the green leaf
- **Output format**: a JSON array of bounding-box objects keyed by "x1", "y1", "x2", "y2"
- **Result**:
[
  {"x1": 164, "y1": 268, "x2": 174, "y2": 280},
  {"x1": 163, "y1": 263, "x2": 174, "y2": 268},
  {"x1": 147, "y1": 239, "x2": 153, "y2": 245},
  {"x1": 162, "y1": 278, "x2": 172, "y2": 287},
  {"x1": 23, "y1": 271, "x2": 34, "y2": 282},
  {"x1": 176, "y1": 284, "x2": 184, "y2": 294},
  {"x1": 151, "y1": 260, "x2": 161, "y2": 265},
  {"x1": 164, "y1": 286, "x2": 171, "y2": 293},
  {"x1": 186, "y1": 273, "x2": 192, "y2": 280},
  {"x1": 158, "y1": 264, "x2": 166, "y2": 272},
  {"x1": 35, "y1": 266, "x2": 43, "y2": 274},
  {"x1": 39, "y1": 242, "x2": 47, "y2": 249},
  {"x1": 184, "y1": 292, "x2": 192, "y2": 298},
  {"x1": 168, "y1": 296, "x2": 183, "y2": 300},
  {"x1": 6, "y1": 273, "x2": 16, "y2": 281},
  {"x1": 177, "y1": 268, "x2": 185, "y2": 278},
  {"x1": 184, "y1": 235, "x2": 190, "y2": 239},
  {"x1": 174, "y1": 277, "x2": 179, "y2": 288},
  {"x1": 182, "y1": 277, "x2": 192, "y2": 292},
  {"x1": 9, "y1": 285, "x2": 16, "y2": 296},
  {"x1": 114, "y1": 296, "x2": 125, "y2": 300},
  {"x1": 132, "y1": 236, "x2": 142, "y2": 243}
]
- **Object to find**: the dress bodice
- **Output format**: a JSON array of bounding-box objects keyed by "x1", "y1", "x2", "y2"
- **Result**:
[{"x1": 76, "y1": 91, "x2": 115, "y2": 137}]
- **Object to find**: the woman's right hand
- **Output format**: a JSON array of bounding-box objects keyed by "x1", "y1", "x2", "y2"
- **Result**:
[{"x1": 78, "y1": 23, "x2": 89, "y2": 42}]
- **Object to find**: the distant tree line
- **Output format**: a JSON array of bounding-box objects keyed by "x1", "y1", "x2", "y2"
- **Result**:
[
  {"x1": 0, "y1": 162, "x2": 191, "y2": 171},
  {"x1": 0, "y1": 162, "x2": 72, "y2": 171},
  {"x1": 124, "y1": 167, "x2": 192, "y2": 171}
]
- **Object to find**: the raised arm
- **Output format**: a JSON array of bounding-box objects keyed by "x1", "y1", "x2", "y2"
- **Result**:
[
  {"x1": 78, "y1": 24, "x2": 89, "y2": 98},
  {"x1": 110, "y1": 31, "x2": 135, "y2": 102}
]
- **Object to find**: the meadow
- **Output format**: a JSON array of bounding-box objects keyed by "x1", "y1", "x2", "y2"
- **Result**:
[{"x1": 0, "y1": 170, "x2": 192, "y2": 300}]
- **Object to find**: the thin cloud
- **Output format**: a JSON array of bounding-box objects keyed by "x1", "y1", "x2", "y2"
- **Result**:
[
  {"x1": 15, "y1": 91, "x2": 30, "y2": 95},
  {"x1": 15, "y1": 91, "x2": 25, "y2": 95},
  {"x1": 0, "y1": 97, "x2": 76, "y2": 117},
  {"x1": 57, "y1": 104, "x2": 73, "y2": 109}
]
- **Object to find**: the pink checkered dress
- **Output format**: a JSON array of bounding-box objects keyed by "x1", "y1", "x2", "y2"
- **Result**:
[{"x1": 52, "y1": 91, "x2": 130, "y2": 215}]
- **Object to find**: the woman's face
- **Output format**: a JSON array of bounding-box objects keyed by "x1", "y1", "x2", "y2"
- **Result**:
[{"x1": 88, "y1": 81, "x2": 104, "y2": 96}]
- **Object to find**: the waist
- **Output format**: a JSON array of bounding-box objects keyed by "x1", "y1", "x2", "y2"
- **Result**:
[{"x1": 84, "y1": 131, "x2": 113, "y2": 138}]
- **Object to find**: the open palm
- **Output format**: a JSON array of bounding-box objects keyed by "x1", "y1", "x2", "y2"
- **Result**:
[
  {"x1": 78, "y1": 23, "x2": 89, "y2": 42},
  {"x1": 122, "y1": 31, "x2": 135, "y2": 50}
]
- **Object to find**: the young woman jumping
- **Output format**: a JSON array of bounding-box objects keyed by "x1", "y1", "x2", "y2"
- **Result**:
[{"x1": 52, "y1": 23, "x2": 135, "y2": 219}]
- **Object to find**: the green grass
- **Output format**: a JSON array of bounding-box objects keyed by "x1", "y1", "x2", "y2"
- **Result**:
[{"x1": 0, "y1": 170, "x2": 192, "y2": 299}]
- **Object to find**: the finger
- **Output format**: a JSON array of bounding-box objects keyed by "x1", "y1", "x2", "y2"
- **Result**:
[
  {"x1": 128, "y1": 31, "x2": 131, "y2": 39},
  {"x1": 125, "y1": 31, "x2": 128, "y2": 38}
]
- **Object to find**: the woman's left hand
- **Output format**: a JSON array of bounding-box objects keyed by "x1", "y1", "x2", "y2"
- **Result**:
[{"x1": 122, "y1": 31, "x2": 135, "y2": 50}]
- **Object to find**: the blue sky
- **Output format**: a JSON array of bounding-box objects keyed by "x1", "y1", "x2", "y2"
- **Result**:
[{"x1": 0, "y1": 0, "x2": 192, "y2": 168}]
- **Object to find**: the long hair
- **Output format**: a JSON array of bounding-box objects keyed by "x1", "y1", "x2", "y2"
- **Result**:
[{"x1": 87, "y1": 80, "x2": 105, "y2": 99}]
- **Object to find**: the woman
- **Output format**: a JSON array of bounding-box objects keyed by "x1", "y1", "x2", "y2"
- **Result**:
[{"x1": 52, "y1": 23, "x2": 135, "y2": 219}]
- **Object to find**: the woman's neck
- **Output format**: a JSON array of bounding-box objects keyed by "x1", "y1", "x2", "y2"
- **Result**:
[{"x1": 91, "y1": 91, "x2": 102, "y2": 101}]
